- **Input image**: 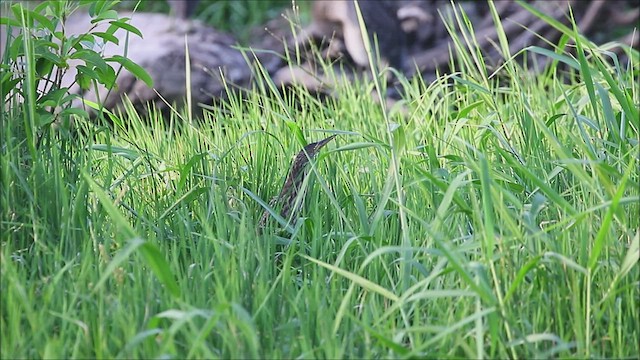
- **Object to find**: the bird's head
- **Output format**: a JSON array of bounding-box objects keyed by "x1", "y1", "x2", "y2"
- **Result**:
[{"x1": 291, "y1": 135, "x2": 337, "y2": 173}]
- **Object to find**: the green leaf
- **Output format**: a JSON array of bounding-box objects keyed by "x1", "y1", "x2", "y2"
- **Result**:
[
  {"x1": 504, "y1": 255, "x2": 543, "y2": 303},
  {"x1": 11, "y1": 4, "x2": 32, "y2": 28},
  {"x1": 479, "y1": 157, "x2": 496, "y2": 255},
  {"x1": 35, "y1": 57, "x2": 54, "y2": 77},
  {"x1": 545, "y1": 113, "x2": 566, "y2": 127},
  {"x1": 524, "y1": 46, "x2": 579, "y2": 70},
  {"x1": 284, "y1": 120, "x2": 306, "y2": 146},
  {"x1": 108, "y1": 19, "x2": 143, "y2": 38},
  {"x1": 596, "y1": 83, "x2": 620, "y2": 142},
  {"x1": 452, "y1": 75, "x2": 491, "y2": 95},
  {"x1": 95, "y1": 65, "x2": 117, "y2": 88},
  {"x1": 83, "y1": 173, "x2": 180, "y2": 298},
  {"x1": 348, "y1": 313, "x2": 409, "y2": 355},
  {"x1": 138, "y1": 242, "x2": 181, "y2": 298},
  {"x1": 60, "y1": 107, "x2": 89, "y2": 119},
  {"x1": 35, "y1": 112, "x2": 55, "y2": 127},
  {"x1": 302, "y1": 254, "x2": 399, "y2": 302},
  {"x1": 242, "y1": 187, "x2": 295, "y2": 234},
  {"x1": 38, "y1": 88, "x2": 67, "y2": 106},
  {"x1": 34, "y1": 50, "x2": 62, "y2": 67},
  {"x1": 68, "y1": 33, "x2": 96, "y2": 52},
  {"x1": 91, "y1": 144, "x2": 141, "y2": 161},
  {"x1": 75, "y1": 72, "x2": 91, "y2": 91},
  {"x1": 588, "y1": 156, "x2": 636, "y2": 270},
  {"x1": 1, "y1": 78, "x2": 21, "y2": 97},
  {"x1": 91, "y1": 10, "x2": 119, "y2": 23},
  {"x1": 25, "y1": 8, "x2": 56, "y2": 33},
  {"x1": 71, "y1": 49, "x2": 110, "y2": 72},
  {"x1": 619, "y1": 231, "x2": 639, "y2": 280},
  {"x1": 75, "y1": 65, "x2": 100, "y2": 91},
  {"x1": 334, "y1": 142, "x2": 385, "y2": 152},
  {"x1": 0, "y1": 17, "x2": 21, "y2": 27},
  {"x1": 106, "y1": 55, "x2": 153, "y2": 87},
  {"x1": 178, "y1": 153, "x2": 208, "y2": 191},
  {"x1": 92, "y1": 31, "x2": 119, "y2": 45},
  {"x1": 159, "y1": 187, "x2": 207, "y2": 221}
]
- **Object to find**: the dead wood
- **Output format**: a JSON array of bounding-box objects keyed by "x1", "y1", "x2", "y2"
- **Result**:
[{"x1": 17, "y1": 0, "x2": 635, "y2": 115}]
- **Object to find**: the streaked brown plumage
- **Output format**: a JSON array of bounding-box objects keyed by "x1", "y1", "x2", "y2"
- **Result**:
[{"x1": 258, "y1": 135, "x2": 336, "y2": 231}]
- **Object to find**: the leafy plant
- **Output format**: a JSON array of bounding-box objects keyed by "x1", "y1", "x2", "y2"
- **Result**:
[{"x1": 0, "y1": 0, "x2": 152, "y2": 146}]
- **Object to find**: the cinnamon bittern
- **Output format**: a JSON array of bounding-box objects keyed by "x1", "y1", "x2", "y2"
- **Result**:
[{"x1": 258, "y1": 135, "x2": 337, "y2": 231}]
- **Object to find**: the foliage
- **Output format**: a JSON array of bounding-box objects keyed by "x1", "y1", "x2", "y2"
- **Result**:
[
  {"x1": 1, "y1": 0, "x2": 639, "y2": 358},
  {"x1": 0, "y1": 0, "x2": 152, "y2": 149}
]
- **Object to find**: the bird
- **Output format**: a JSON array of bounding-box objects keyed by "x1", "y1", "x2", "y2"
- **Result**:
[{"x1": 258, "y1": 135, "x2": 337, "y2": 231}]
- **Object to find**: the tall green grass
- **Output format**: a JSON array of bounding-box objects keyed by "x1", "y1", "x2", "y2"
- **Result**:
[{"x1": 2, "y1": 2, "x2": 638, "y2": 358}]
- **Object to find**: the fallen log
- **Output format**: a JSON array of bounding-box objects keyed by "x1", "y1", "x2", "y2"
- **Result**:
[{"x1": 58, "y1": 11, "x2": 258, "y2": 115}]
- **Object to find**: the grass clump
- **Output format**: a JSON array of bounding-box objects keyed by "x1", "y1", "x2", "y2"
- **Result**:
[{"x1": 1, "y1": 1, "x2": 639, "y2": 358}]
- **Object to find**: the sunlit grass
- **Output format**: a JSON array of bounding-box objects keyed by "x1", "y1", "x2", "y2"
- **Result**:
[{"x1": 1, "y1": 2, "x2": 638, "y2": 359}]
